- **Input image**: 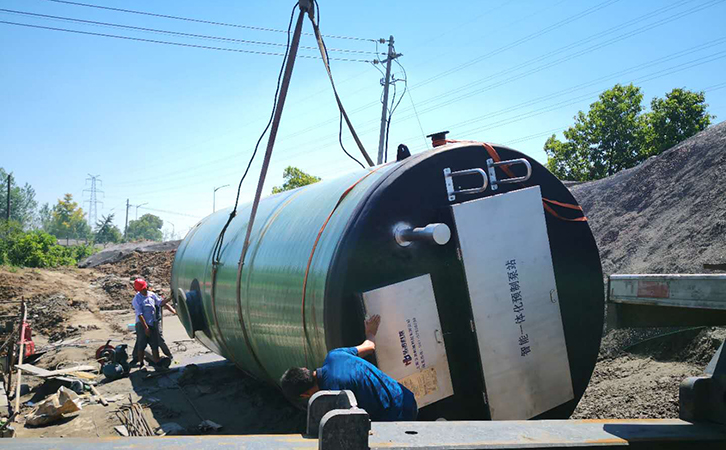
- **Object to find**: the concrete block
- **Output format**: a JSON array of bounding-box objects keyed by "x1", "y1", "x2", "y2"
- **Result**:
[
  {"x1": 306, "y1": 390, "x2": 357, "y2": 437},
  {"x1": 318, "y1": 408, "x2": 369, "y2": 450}
]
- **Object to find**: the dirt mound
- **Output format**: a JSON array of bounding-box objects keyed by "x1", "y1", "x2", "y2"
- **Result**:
[
  {"x1": 570, "y1": 121, "x2": 726, "y2": 275},
  {"x1": 79, "y1": 240, "x2": 180, "y2": 268},
  {"x1": 93, "y1": 250, "x2": 175, "y2": 310},
  {"x1": 28, "y1": 293, "x2": 88, "y2": 341}
]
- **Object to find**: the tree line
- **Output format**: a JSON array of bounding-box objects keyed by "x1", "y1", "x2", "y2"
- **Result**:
[
  {"x1": 545, "y1": 84, "x2": 713, "y2": 181},
  {"x1": 1, "y1": 171, "x2": 166, "y2": 267}
]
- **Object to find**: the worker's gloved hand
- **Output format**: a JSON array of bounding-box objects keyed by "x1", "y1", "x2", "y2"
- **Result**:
[{"x1": 365, "y1": 314, "x2": 381, "y2": 339}]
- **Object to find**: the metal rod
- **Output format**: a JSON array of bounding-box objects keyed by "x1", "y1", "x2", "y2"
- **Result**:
[
  {"x1": 395, "y1": 223, "x2": 451, "y2": 247},
  {"x1": 13, "y1": 301, "x2": 27, "y2": 417}
]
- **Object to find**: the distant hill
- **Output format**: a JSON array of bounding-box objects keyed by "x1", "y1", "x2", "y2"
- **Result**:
[{"x1": 570, "y1": 121, "x2": 726, "y2": 275}]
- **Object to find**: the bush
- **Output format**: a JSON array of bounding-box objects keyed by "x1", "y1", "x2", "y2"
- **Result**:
[{"x1": 0, "y1": 221, "x2": 97, "y2": 268}]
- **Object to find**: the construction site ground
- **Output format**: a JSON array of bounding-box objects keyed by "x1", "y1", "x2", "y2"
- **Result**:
[
  {"x1": 0, "y1": 257, "x2": 722, "y2": 437},
  {"x1": 0, "y1": 263, "x2": 304, "y2": 437}
]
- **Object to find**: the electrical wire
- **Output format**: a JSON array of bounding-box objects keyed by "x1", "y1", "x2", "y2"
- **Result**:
[
  {"x1": 137, "y1": 206, "x2": 201, "y2": 219},
  {"x1": 40, "y1": 0, "x2": 377, "y2": 42},
  {"x1": 0, "y1": 8, "x2": 380, "y2": 55},
  {"x1": 211, "y1": 2, "x2": 297, "y2": 268},
  {"x1": 413, "y1": 0, "x2": 624, "y2": 90},
  {"x1": 0, "y1": 20, "x2": 372, "y2": 62}
]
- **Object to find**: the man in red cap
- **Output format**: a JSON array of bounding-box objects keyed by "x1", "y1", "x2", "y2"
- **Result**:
[{"x1": 132, "y1": 278, "x2": 172, "y2": 368}]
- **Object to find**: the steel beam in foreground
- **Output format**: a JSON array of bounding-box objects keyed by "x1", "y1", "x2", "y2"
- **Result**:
[{"x1": 4, "y1": 419, "x2": 726, "y2": 449}]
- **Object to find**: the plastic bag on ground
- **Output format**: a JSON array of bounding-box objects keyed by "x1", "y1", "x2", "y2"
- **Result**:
[{"x1": 26, "y1": 386, "x2": 83, "y2": 427}]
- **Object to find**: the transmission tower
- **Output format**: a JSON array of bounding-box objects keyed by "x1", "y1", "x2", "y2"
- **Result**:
[{"x1": 83, "y1": 174, "x2": 104, "y2": 227}]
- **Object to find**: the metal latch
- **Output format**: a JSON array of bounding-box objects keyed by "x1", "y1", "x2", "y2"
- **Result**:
[
  {"x1": 487, "y1": 158, "x2": 532, "y2": 191},
  {"x1": 443, "y1": 167, "x2": 489, "y2": 202}
]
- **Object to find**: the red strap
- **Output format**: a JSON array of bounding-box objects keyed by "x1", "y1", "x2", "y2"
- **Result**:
[{"x1": 482, "y1": 142, "x2": 587, "y2": 223}]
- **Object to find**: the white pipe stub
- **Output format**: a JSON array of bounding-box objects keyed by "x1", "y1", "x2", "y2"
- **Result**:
[{"x1": 395, "y1": 223, "x2": 451, "y2": 247}]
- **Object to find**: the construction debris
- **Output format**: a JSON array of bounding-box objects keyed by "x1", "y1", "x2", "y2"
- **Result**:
[
  {"x1": 198, "y1": 419, "x2": 222, "y2": 432},
  {"x1": 25, "y1": 386, "x2": 82, "y2": 427},
  {"x1": 115, "y1": 395, "x2": 154, "y2": 437}
]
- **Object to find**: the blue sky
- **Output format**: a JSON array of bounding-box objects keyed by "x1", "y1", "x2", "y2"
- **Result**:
[{"x1": 2, "y1": 0, "x2": 725, "y2": 236}]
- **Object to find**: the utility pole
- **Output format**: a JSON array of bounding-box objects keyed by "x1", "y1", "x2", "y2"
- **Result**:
[
  {"x1": 124, "y1": 199, "x2": 130, "y2": 239},
  {"x1": 83, "y1": 174, "x2": 104, "y2": 227},
  {"x1": 5, "y1": 173, "x2": 10, "y2": 222},
  {"x1": 377, "y1": 35, "x2": 402, "y2": 165},
  {"x1": 213, "y1": 184, "x2": 230, "y2": 212}
]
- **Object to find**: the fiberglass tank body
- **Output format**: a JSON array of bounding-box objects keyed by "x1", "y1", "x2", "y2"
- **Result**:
[{"x1": 171, "y1": 141, "x2": 604, "y2": 420}]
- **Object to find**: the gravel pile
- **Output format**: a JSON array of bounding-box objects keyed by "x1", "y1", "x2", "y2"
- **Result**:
[{"x1": 566, "y1": 122, "x2": 726, "y2": 419}]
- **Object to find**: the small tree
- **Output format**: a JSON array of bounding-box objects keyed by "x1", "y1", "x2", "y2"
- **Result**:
[
  {"x1": 95, "y1": 213, "x2": 122, "y2": 246},
  {"x1": 127, "y1": 213, "x2": 163, "y2": 241},
  {"x1": 272, "y1": 166, "x2": 321, "y2": 194},
  {"x1": 0, "y1": 168, "x2": 38, "y2": 228},
  {"x1": 37, "y1": 202, "x2": 52, "y2": 231},
  {"x1": 48, "y1": 194, "x2": 91, "y2": 244}
]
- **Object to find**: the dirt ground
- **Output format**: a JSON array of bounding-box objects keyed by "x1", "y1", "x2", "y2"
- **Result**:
[{"x1": 0, "y1": 261, "x2": 304, "y2": 438}]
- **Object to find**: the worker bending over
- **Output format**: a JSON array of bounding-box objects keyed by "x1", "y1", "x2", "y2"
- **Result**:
[
  {"x1": 280, "y1": 314, "x2": 418, "y2": 421},
  {"x1": 131, "y1": 278, "x2": 172, "y2": 369}
]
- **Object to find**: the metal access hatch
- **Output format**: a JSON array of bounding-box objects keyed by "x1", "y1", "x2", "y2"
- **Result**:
[
  {"x1": 451, "y1": 185, "x2": 573, "y2": 420},
  {"x1": 362, "y1": 274, "x2": 454, "y2": 408}
]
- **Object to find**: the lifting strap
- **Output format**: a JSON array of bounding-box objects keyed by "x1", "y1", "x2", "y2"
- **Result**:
[{"x1": 309, "y1": 12, "x2": 375, "y2": 167}]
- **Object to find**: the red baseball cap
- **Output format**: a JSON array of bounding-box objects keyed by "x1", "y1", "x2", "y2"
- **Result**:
[{"x1": 134, "y1": 278, "x2": 148, "y2": 292}]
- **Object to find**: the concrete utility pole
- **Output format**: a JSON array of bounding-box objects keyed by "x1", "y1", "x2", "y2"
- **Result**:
[
  {"x1": 6, "y1": 173, "x2": 10, "y2": 222},
  {"x1": 213, "y1": 184, "x2": 230, "y2": 212},
  {"x1": 124, "y1": 199, "x2": 130, "y2": 239},
  {"x1": 377, "y1": 35, "x2": 402, "y2": 165}
]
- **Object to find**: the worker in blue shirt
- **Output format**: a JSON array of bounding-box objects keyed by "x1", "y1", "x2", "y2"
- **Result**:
[{"x1": 280, "y1": 315, "x2": 418, "y2": 421}]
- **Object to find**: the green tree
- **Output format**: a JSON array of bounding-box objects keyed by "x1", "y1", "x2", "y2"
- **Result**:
[
  {"x1": 545, "y1": 84, "x2": 645, "y2": 181},
  {"x1": 0, "y1": 168, "x2": 38, "y2": 228},
  {"x1": 126, "y1": 213, "x2": 163, "y2": 241},
  {"x1": 48, "y1": 194, "x2": 91, "y2": 244},
  {"x1": 95, "y1": 213, "x2": 122, "y2": 245},
  {"x1": 272, "y1": 166, "x2": 321, "y2": 194},
  {"x1": 641, "y1": 88, "x2": 713, "y2": 157},
  {"x1": 545, "y1": 84, "x2": 714, "y2": 181},
  {"x1": 37, "y1": 202, "x2": 52, "y2": 231}
]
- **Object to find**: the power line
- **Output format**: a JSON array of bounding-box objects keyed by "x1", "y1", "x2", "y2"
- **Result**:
[
  {"x1": 137, "y1": 206, "x2": 201, "y2": 219},
  {"x1": 319, "y1": 0, "x2": 726, "y2": 139},
  {"x1": 412, "y1": 0, "x2": 624, "y2": 90},
  {"x1": 40, "y1": 0, "x2": 377, "y2": 42},
  {"x1": 0, "y1": 21, "x2": 372, "y2": 63},
  {"x1": 0, "y1": 8, "x2": 380, "y2": 55},
  {"x1": 112, "y1": 45, "x2": 726, "y2": 200}
]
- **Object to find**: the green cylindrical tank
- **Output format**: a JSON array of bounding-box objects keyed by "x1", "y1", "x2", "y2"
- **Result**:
[{"x1": 171, "y1": 142, "x2": 604, "y2": 420}]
